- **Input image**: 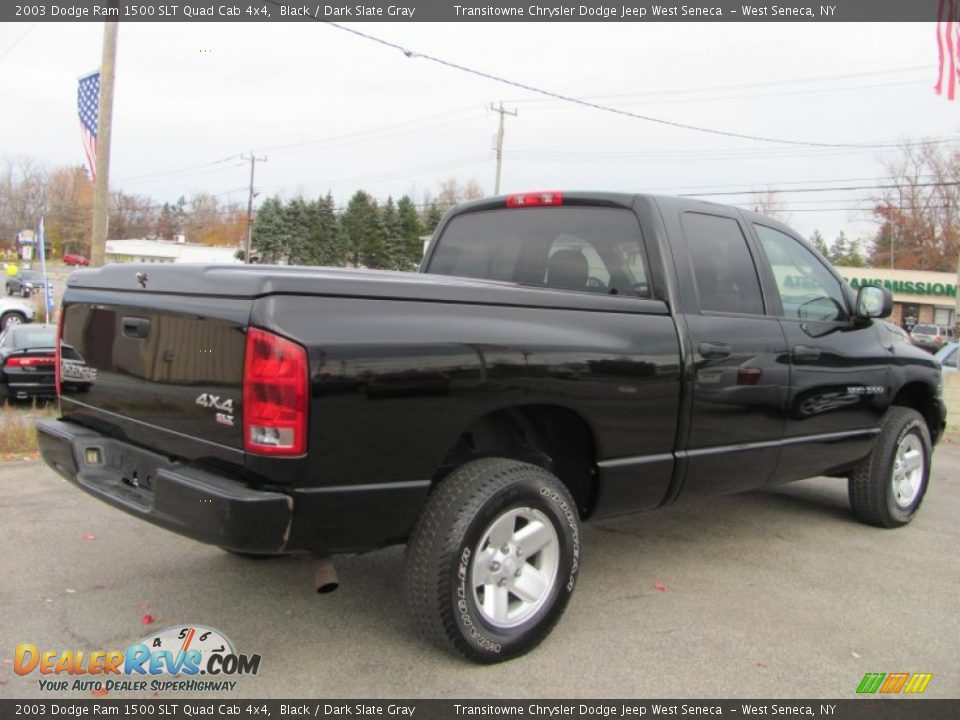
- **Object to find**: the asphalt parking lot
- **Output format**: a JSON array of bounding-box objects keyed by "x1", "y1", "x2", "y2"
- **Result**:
[{"x1": 1, "y1": 440, "x2": 958, "y2": 700}]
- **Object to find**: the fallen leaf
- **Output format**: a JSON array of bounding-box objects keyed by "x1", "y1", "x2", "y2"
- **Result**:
[
  {"x1": 82, "y1": 533, "x2": 96, "y2": 541},
  {"x1": 140, "y1": 614, "x2": 154, "y2": 625},
  {"x1": 654, "y1": 582, "x2": 667, "y2": 592},
  {"x1": 852, "y1": 651, "x2": 862, "y2": 659},
  {"x1": 94, "y1": 584, "x2": 107, "y2": 590},
  {"x1": 65, "y1": 588, "x2": 77, "y2": 594},
  {"x1": 90, "y1": 687, "x2": 109, "y2": 697}
]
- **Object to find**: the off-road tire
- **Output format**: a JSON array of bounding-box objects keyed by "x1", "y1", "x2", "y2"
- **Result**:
[
  {"x1": 405, "y1": 458, "x2": 581, "y2": 664},
  {"x1": 849, "y1": 407, "x2": 931, "y2": 528}
]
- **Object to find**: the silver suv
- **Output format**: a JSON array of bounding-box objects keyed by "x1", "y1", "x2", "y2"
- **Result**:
[{"x1": 910, "y1": 324, "x2": 954, "y2": 352}]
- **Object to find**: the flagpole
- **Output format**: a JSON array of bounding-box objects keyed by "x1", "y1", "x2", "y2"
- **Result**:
[
  {"x1": 91, "y1": 21, "x2": 118, "y2": 268},
  {"x1": 37, "y1": 217, "x2": 51, "y2": 325}
]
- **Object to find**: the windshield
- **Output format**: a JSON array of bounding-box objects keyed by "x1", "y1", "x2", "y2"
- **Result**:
[
  {"x1": 912, "y1": 325, "x2": 937, "y2": 334},
  {"x1": 427, "y1": 207, "x2": 651, "y2": 297}
]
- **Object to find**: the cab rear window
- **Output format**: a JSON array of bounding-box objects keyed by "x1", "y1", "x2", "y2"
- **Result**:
[{"x1": 427, "y1": 207, "x2": 651, "y2": 297}]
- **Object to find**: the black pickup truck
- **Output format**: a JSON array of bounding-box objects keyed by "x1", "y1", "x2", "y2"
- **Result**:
[{"x1": 38, "y1": 192, "x2": 946, "y2": 663}]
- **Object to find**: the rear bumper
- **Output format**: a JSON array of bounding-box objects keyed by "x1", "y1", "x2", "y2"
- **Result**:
[
  {"x1": 37, "y1": 418, "x2": 431, "y2": 554},
  {"x1": 37, "y1": 419, "x2": 293, "y2": 554}
]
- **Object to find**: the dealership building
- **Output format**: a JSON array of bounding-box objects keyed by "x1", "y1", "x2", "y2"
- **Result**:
[{"x1": 837, "y1": 267, "x2": 957, "y2": 330}]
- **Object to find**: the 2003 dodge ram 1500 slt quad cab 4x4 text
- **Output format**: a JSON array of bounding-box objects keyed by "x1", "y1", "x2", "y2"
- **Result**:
[{"x1": 38, "y1": 192, "x2": 946, "y2": 663}]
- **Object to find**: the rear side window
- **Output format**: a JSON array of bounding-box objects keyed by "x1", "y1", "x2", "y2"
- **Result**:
[
  {"x1": 428, "y1": 207, "x2": 651, "y2": 297},
  {"x1": 680, "y1": 212, "x2": 764, "y2": 315},
  {"x1": 911, "y1": 325, "x2": 936, "y2": 335}
]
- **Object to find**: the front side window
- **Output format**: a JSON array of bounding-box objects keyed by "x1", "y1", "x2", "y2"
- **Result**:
[
  {"x1": 680, "y1": 212, "x2": 764, "y2": 315},
  {"x1": 428, "y1": 207, "x2": 651, "y2": 297},
  {"x1": 754, "y1": 224, "x2": 848, "y2": 322}
]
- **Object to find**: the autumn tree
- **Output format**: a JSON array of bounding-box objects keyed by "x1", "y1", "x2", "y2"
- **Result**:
[
  {"x1": 868, "y1": 140, "x2": 960, "y2": 271},
  {"x1": 45, "y1": 166, "x2": 93, "y2": 256}
]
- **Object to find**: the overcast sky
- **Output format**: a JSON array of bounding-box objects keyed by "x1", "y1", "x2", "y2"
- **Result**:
[{"x1": 0, "y1": 21, "x2": 954, "y2": 243}]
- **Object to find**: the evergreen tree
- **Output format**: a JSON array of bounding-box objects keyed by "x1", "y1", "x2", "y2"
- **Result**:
[
  {"x1": 809, "y1": 230, "x2": 829, "y2": 257},
  {"x1": 397, "y1": 195, "x2": 425, "y2": 269},
  {"x1": 830, "y1": 231, "x2": 866, "y2": 267},
  {"x1": 342, "y1": 191, "x2": 379, "y2": 268},
  {"x1": 313, "y1": 193, "x2": 345, "y2": 266},
  {"x1": 251, "y1": 196, "x2": 289, "y2": 263},
  {"x1": 423, "y1": 201, "x2": 444, "y2": 234}
]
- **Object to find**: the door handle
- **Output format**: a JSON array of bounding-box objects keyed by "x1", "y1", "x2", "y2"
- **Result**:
[
  {"x1": 122, "y1": 316, "x2": 151, "y2": 339},
  {"x1": 698, "y1": 341, "x2": 732, "y2": 360},
  {"x1": 792, "y1": 344, "x2": 821, "y2": 361}
]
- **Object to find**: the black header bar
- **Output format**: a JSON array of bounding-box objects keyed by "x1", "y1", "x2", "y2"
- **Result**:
[
  {"x1": 1, "y1": 0, "x2": 948, "y2": 22},
  {"x1": 2, "y1": 700, "x2": 960, "y2": 720}
]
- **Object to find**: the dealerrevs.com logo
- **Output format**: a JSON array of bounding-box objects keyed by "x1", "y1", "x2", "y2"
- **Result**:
[{"x1": 14, "y1": 625, "x2": 261, "y2": 693}]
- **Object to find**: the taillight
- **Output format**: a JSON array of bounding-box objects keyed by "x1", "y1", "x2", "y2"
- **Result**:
[
  {"x1": 5, "y1": 356, "x2": 55, "y2": 368},
  {"x1": 55, "y1": 310, "x2": 64, "y2": 395},
  {"x1": 935, "y1": 335, "x2": 942, "y2": 343},
  {"x1": 243, "y1": 327, "x2": 308, "y2": 456},
  {"x1": 506, "y1": 191, "x2": 563, "y2": 208}
]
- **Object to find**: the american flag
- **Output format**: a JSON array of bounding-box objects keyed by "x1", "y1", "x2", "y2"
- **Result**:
[{"x1": 77, "y1": 71, "x2": 100, "y2": 181}]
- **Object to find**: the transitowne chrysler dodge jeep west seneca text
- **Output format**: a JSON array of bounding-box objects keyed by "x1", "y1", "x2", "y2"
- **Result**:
[{"x1": 39, "y1": 192, "x2": 946, "y2": 663}]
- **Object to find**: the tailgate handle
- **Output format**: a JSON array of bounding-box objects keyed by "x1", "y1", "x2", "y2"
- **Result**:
[{"x1": 122, "y1": 316, "x2": 151, "y2": 339}]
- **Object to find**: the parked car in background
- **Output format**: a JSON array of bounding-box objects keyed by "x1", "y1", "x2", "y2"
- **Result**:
[
  {"x1": 0, "y1": 296, "x2": 36, "y2": 330},
  {"x1": 910, "y1": 324, "x2": 954, "y2": 352},
  {"x1": 5, "y1": 270, "x2": 48, "y2": 297},
  {"x1": 934, "y1": 341, "x2": 959, "y2": 374},
  {"x1": 63, "y1": 254, "x2": 90, "y2": 267},
  {"x1": 0, "y1": 323, "x2": 56, "y2": 402}
]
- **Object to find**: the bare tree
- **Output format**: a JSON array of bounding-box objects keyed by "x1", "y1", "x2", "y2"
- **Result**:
[
  {"x1": 749, "y1": 189, "x2": 791, "y2": 224},
  {"x1": 868, "y1": 141, "x2": 960, "y2": 271}
]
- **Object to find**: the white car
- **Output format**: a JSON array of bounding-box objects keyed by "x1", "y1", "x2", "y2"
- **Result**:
[{"x1": 0, "y1": 297, "x2": 36, "y2": 330}]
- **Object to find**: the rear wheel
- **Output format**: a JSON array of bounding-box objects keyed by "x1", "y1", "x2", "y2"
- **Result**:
[
  {"x1": 0, "y1": 312, "x2": 25, "y2": 330},
  {"x1": 849, "y1": 407, "x2": 931, "y2": 528},
  {"x1": 405, "y1": 458, "x2": 581, "y2": 663}
]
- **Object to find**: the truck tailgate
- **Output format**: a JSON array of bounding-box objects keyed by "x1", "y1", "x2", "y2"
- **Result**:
[{"x1": 60, "y1": 279, "x2": 251, "y2": 462}]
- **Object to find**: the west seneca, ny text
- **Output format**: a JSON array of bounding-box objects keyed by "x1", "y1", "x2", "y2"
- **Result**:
[{"x1": 452, "y1": 4, "x2": 837, "y2": 18}]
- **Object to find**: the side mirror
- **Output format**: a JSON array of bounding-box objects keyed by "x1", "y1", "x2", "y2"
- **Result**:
[{"x1": 855, "y1": 285, "x2": 892, "y2": 319}]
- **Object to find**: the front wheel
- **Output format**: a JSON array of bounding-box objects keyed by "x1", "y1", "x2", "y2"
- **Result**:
[
  {"x1": 405, "y1": 458, "x2": 581, "y2": 664},
  {"x1": 849, "y1": 407, "x2": 931, "y2": 528}
]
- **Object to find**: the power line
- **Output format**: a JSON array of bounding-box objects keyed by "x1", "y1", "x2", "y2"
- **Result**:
[
  {"x1": 299, "y1": 15, "x2": 947, "y2": 150},
  {"x1": 679, "y1": 181, "x2": 960, "y2": 198},
  {"x1": 506, "y1": 65, "x2": 931, "y2": 106},
  {"x1": 115, "y1": 155, "x2": 240, "y2": 184},
  {"x1": 0, "y1": 23, "x2": 38, "y2": 65}
]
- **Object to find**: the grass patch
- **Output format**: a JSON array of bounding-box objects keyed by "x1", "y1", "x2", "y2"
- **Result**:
[{"x1": 0, "y1": 400, "x2": 58, "y2": 460}]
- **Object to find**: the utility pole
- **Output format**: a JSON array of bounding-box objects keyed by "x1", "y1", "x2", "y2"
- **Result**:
[
  {"x1": 90, "y1": 21, "x2": 118, "y2": 268},
  {"x1": 242, "y1": 152, "x2": 266, "y2": 264},
  {"x1": 490, "y1": 102, "x2": 517, "y2": 196}
]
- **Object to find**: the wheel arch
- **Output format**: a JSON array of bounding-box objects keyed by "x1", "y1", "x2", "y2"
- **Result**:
[
  {"x1": 891, "y1": 381, "x2": 943, "y2": 445},
  {"x1": 434, "y1": 404, "x2": 598, "y2": 517}
]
